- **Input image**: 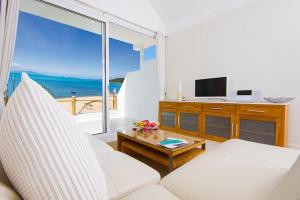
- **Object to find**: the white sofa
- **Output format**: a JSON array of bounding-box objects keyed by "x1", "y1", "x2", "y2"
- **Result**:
[
  {"x1": 161, "y1": 139, "x2": 300, "y2": 200},
  {"x1": 0, "y1": 133, "x2": 177, "y2": 200},
  {"x1": 1, "y1": 75, "x2": 299, "y2": 199},
  {"x1": 1, "y1": 136, "x2": 299, "y2": 200}
]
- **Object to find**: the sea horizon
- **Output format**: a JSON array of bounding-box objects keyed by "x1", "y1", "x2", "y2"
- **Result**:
[
  {"x1": 7, "y1": 71, "x2": 123, "y2": 98},
  {"x1": 12, "y1": 70, "x2": 104, "y2": 80}
]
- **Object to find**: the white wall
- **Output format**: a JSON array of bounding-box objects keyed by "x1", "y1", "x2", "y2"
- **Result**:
[
  {"x1": 117, "y1": 59, "x2": 159, "y2": 121},
  {"x1": 140, "y1": 60, "x2": 160, "y2": 120},
  {"x1": 165, "y1": 0, "x2": 300, "y2": 148},
  {"x1": 118, "y1": 70, "x2": 142, "y2": 120},
  {"x1": 77, "y1": 0, "x2": 164, "y2": 32}
]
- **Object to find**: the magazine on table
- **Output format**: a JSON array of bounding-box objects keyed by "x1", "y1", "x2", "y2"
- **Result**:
[{"x1": 159, "y1": 137, "x2": 188, "y2": 149}]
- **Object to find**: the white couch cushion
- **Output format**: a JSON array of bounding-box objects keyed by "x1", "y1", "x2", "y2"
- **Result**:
[
  {"x1": 0, "y1": 183, "x2": 20, "y2": 200},
  {"x1": 161, "y1": 139, "x2": 300, "y2": 200},
  {"x1": 121, "y1": 185, "x2": 180, "y2": 200},
  {"x1": 191, "y1": 154, "x2": 285, "y2": 200},
  {"x1": 162, "y1": 150, "x2": 235, "y2": 200},
  {"x1": 86, "y1": 133, "x2": 114, "y2": 154},
  {"x1": 0, "y1": 74, "x2": 108, "y2": 200},
  {"x1": 267, "y1": 155, "x2": 300, "y2": 200},
  {"x1": 96, "y1": 151, "x2": 160, "y2": 200},
  {"x1": 217, "y1": 139, "x2": 300, "y2": 169}
]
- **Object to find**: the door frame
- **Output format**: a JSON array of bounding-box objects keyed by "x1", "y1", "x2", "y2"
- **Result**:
[{"x1": 101, "y1": 21, "x2": 109, "y2": 133}]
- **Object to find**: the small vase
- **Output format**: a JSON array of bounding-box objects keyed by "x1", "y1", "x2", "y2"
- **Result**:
[{"x1": 177, "y1": 91, "x2": 183, "y2": 101}]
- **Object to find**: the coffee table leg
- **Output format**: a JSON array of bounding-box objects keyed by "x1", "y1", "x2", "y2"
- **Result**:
[
  {"x1": 117, "y1": 134, "x2": 123, "y2": 151},
  {"x1": 168, "y1": 156, "x2": 174, "y2": 172}
]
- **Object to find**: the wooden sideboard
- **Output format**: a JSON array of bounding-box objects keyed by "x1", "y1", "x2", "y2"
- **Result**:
[{"x1": 158, "y1": 101, "x2": 288, "y2": 147}]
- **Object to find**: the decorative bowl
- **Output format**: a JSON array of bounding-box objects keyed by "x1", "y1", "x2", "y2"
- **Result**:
[
  {"x1": 133, "y1": 120, "x2": 160, "y2": 132},
  {"x1": 264, "y1": 97, "x2": 295, "y2": 103}
]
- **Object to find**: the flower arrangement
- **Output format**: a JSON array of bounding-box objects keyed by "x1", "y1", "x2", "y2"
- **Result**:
[{"x1": 133, "y1": 120, "x2": 160, "y2": 132}]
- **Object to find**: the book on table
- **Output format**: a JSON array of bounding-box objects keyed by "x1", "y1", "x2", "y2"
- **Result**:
[{"x1": 159, "y1": 137, "x2": 188, "y2": 149}]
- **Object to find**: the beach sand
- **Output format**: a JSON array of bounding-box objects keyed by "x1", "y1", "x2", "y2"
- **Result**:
[{"x1": 56, "y1": 95, "x2": 115, "y2": 115}]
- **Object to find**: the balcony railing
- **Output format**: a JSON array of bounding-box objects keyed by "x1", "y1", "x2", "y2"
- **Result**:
[{"x1": 57, "y1": 94, "x2": 117, "y2": 115}]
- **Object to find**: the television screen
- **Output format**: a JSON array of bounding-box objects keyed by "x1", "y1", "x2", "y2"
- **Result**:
[{"x1": 195, "y1": 77, "x2": 227, "y2": 97}]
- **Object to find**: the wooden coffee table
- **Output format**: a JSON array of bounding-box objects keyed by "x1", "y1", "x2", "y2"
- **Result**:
[{"x1": 117, "y1": 129, "x2": 206, "y2": 172}]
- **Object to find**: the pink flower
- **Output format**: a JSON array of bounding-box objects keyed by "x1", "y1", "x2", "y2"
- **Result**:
[{"x1": 150, "y1": 122, "x2": 156, "y2": 127}]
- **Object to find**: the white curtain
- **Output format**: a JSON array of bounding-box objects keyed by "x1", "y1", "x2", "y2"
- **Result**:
[
  {"x1": 0, "y1": 0, "x2": 20, "y2": 107},
  {"x1": 156, "y1": 32, "x2": 166, "y2": 100}
]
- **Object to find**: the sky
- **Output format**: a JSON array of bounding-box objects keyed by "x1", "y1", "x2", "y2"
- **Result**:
[{"x1": 13, "y1": 11, "x2": 156, "y2": 79}]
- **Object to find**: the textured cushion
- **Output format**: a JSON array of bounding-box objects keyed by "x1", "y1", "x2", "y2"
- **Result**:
[
  {"x1": 161, "y1": 139, "x2": 300, "y2": 200},
  {"x1": 121, "y1": 185, "x2": 180, "y2": 200},
  {"x1": 0, "y1": 183, "x2": 20, "y2": 200},
  {"x1": 96, "y1": 151, "x2": 160, "y2": 200},
  {"x1": 267, "y1": 155, "x2": 300, "y2": 200},
  {"x1": 0, "y1": 74, "x2": 108, "y2": 200}
]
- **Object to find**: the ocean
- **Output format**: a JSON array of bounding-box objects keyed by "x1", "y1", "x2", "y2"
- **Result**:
[{"x1": 7, "y1": 72, "x2": 122, "y2": 98}]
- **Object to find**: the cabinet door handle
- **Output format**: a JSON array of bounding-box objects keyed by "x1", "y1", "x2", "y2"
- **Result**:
[
  {"x1": 210, "y1": 107, "x2": 223, "y2": 110},
  {"x1": 182, "y1": 106, "x2": 193, "y2": 109},
  {"x1": 247, "y1": 109, "x2": 265, "y2": 113}
]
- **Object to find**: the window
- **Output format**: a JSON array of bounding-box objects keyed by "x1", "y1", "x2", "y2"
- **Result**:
[{"x1": 8, "y1": 0, "x2": 106, "y2": 133}]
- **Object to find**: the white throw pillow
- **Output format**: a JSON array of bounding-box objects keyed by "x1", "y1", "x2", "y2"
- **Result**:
[
  {"x1": 0, "y1": 74, "x2": 108, "y2": 200},
  {"x1": 267, "y1": 155, "x2": 300, "y2": 200}
]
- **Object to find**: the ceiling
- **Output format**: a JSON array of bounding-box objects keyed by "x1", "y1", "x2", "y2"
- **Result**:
[
  {"x1": 149, "y1": 0, "x2": 254, "y2": 34},
  {"x1": 21, "y1": 0, "x2": 255, "y2": 37},
  {"x1": 21, "y1": 0, "x2": 155, "y2": 48}
]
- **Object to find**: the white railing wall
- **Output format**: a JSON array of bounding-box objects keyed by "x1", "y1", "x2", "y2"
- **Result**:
[{"x1": 117, "y1": 59, "x2": 159, "y2": 121}]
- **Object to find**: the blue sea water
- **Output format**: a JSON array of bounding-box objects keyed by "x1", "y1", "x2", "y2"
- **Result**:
[{"x1": 7, "y1": 72, "x2": 122, "y2": 98}]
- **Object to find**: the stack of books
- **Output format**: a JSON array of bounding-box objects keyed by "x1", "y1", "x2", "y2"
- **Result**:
[{"x1": 159, "y1": 137, "x2": 188, "y2": 149}]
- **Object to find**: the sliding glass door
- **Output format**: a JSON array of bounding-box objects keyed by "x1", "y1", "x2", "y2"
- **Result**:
[
  {"x1": 7, "y1": 0, "x2": 108, "y2": 134},
  {"x1": 108, "y1": 23, "x2": 159, "y2": 134},
  {"x1": 7, "y1": 0, "x2": 159, "y2": 135}
]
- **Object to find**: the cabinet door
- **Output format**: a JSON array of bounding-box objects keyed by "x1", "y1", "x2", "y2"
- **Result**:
[
  {"x1": 159, "y1": 108, "x2": 178, "y2": 132},
  {"x1": 178, "y1": 110, "x2": 201, "y2": 137},
  {"x1": 203, "y1": 113, "x2": 235, "y2": 142},
  {"x1": 236, "y1": 115, "x2": 281, "y2": 146}
]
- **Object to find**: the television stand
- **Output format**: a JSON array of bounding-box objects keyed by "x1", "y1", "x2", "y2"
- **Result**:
[
  {"x1": 208, "y1": 97, "x2": 227, "y2": 102},
  {"x1": 159, "y1": 100, "x2": 288, "y2": 147},
  {"x1": 193, "y1": 97, "x2": 227, "y2": 102}
]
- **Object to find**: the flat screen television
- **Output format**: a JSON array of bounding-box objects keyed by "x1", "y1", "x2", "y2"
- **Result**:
[{"x1": 195, "y1": 77, "x2": 227, "y2": 97}]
